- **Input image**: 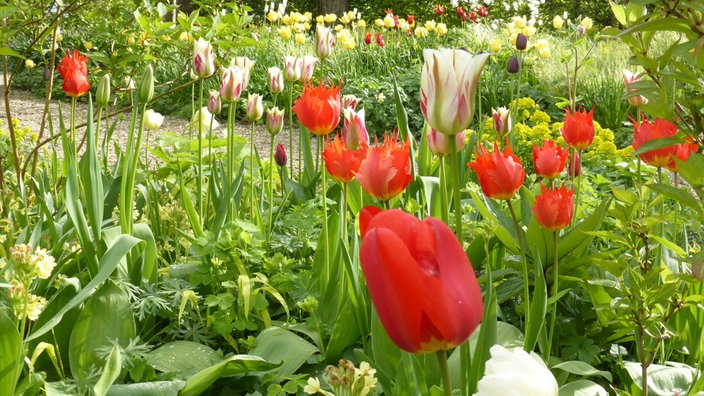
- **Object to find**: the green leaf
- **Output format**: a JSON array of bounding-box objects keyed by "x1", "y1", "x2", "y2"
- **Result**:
[
  {"x1": 559, "y1": 380, "x2": 608, "y2": 396},
  {"x1": 633, "y1": 137, "x2": 683, "y2": 156},
  {"x1": 178, "y1": 354, "x2": 278, "y2": 396},
  {"x1": 0, "y1": 46, "x2": 24, "y2": 58},
  {"x1": 148, "y1": 342, "x2": 223, "y2": 377},
  {"x1": 624, "y1": 361, "x2": 694, "y2": 395},
  {"x1": 69, "y1": 280, "x2": 136, "y2": 379},
  {"x1": 553, "y1": 361, "x2": 613, "y2": 382},
  {"x1": 79, "y1": 96, "x2": 104, "y2": 247},
  {"x1": 0, "y1": 311, "x2": 22, "y2": 396},
  {"x1": 525, "y1": 254, "x2": 547, "y2": 352},
  {"x1": 647, "y1": 183, "x2": 703, "y2": 216},
  {"x1": 249, "y1": 327, "x2": 317, "y2": 383},
  {"x1": 94, "y1": 345, "x2": 123, "y2": 396},
  {"x1": 106, "y1": 381, "x2": 186, "y2": 396},
  {"x1": 25, "y1": 235, "x2": 144, "y2": 343}
]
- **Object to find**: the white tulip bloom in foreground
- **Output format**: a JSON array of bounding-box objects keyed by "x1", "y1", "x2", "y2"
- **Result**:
[{"x1": 474, "y1": 345, "x2": 558, "y2": 396}]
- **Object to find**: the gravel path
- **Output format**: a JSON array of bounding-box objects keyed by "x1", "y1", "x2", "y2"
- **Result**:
[{"x1": 0, "y1": 76, "x2": 308, "y2": 170}]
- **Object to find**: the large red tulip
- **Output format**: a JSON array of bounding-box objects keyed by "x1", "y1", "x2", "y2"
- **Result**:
[
  {"x1": 58, "y1": 50, "x2": 90, "y2": 98},
  {"x1": 560, "y1": 107, "x2": 594, "y2": 151},
  {"x1": 293, "y1": 81, "x2": 341, "y2": 136},
  {"x1": 322, "y1": 134, "x2": 366, "y2": 183},
  {"x1": 355, "y1": 133, "x2": 412, "y2": 201},
  {"x1": 467, "y1": 141, "x2": 525, "y2": 200},
  {"x1": 359, "y1": 208, "x2": 483, "y2": 353},
  {"x1": 532, "y1": 185, "x2": 574, "y2": 231}
]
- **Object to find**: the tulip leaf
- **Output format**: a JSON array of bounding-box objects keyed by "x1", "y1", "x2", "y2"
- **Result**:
[
  {"x1": 93, "y1": 345, "x2": 122, "y2": 396},
  {"x1": 558, "y1": 197, "x2": 611, "y2": 260},
  {"x1": 623, "y1": 361, "x2": 694, "y2": 395},
  {"x1": 106, "y1": 380, "x2": 186, "y2": 396},
  {"x1": 469, "y1": 266, "x2": 497, "y2": 393},
  {"x1": 647, "y1": 183, "x2": 703, "y2": 216},
  {"x1": 420, "y1": 176, "x2": 443, "y2": 220},
  {"x1": 559, "y1": 380, "x2": 608, "y2": 396},
  {"x1": 553, "y1": 361, "x2": 613, "y2": 382},
  {"x1": 248, "y1": 327, "x2": 315, "y2": 383},
  {"x1": 0, "y1": 311, "x2": 22, "y2": 396},
  {"x1": 632, "y1": 136, "x2": 683, "y2": 156},
  {"x1": 525, "y1": 253, "x2": 547, "y2": 352}
]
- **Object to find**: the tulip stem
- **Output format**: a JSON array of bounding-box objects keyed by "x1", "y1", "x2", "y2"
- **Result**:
[
  {"x1": 448, "y1": 135, "x2": 463, "y2": 240},
  {"x1": 436, "y1": 350, "x2": 452, "y2": 396},
  {"x1": 439, "y1": 155, "x2": 449, "y2": 224},
  {"x1": 507, "y1": 199, "x2": 531, "y2": 350},
  {"x1": 319, "y1": 135, "x2": 330, "y2": 293},
  {"x1": 570, "y1": 150, "x2": 582, "y2": 227},
  {"x1": 546, "y1": 230, "x2": 559, "y2": 360},
  {"x1": 268, "y1": 134, "x2": 275, "y2": 242},
  {"x1": 197, "y1": 80, "x2": 204, "y2": 226},
  {"x1": 288, "y1": 84, "x2": 295, "y2": 177}
]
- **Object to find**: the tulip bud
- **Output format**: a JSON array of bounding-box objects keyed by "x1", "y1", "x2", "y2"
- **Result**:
[
  {"x1": 300, "y1": 55, "x2": 318, "y2": 81},
  {"x1": 515, "y1": 33, "x2": 528, "y2": 50},
  {"x1": 343, "y1": 107, "x2": 369, "y2": 150},
  {"x1": 507, "y1": 56, "x2": 520, "y2": 74},
  {"x1": 232, "y1": 56, "x2": 256, "y2": 91},
  {"x1": 143, "y1": 109, "x2": 164, "y2": 130},
  {"x1": 268, "y1": 66, "x2": 285, "y2": 94},
  {"x1": 96, "y1": 74, "x2": 111, "y2": 108},
  {"x1": 283, "y1": 55, "x2": 302, "y2": 81},
  {"x1": 552, "y1": 15, "x2": 564, "y2": 30},
  {"x1": 341, "y1": 94, "x2": 358, "y2": 111},
  {"x1": 492, "y1": 107, "x2": 512, "y2": 137},
  {"x1": 246, "y1": 93, "x2": 264, "y2": 122},
  {"x1": 193, "y1": 37, "x2": 216, "y2": 78},
  {"x1": 208, "y1": 90, "x2": 222, "y2": 115},
  {"x1": 568, "y1": 151, "x2": 582, "y2": 177},
  {"x1": 220, "y1": 66, "x2": 243, "y2": 103},
  {"x1": 315, "y1": 25, "x2": 334, "y2": 59},
  {"x1": 266, "y1": 107, "x2": 285, "y2": 136},
  {"x1": 581, "y1": 17, "x2": 593, "y2": 31},
  {"x1": 139, "y1": 64, "x2": 154, "y2": 104},
  {"x1": 43, "y1": 66, "x2": 52, "y2": 81},
  {"x1": 275, "y1": 143, "x2": 287, "y2": 167},
  {"x1": 428, "y1": 128, "x2": 466, "y2": 156},
  {"x1": 576, "y1": 25, "x2": 586, "y2": 37}
]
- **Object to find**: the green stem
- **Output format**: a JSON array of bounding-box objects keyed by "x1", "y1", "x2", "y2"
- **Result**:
[
  {"x1": 268, "y1": 134, "x2": 275, "y2": 242},
  {"x1": 448, "y1": 135, "x2": 463, "y2": 240},
  {"x1": 319, "y1": 135, "x2": 330, "y2": 293},
  {"x1": 250, "y1": 121, "x2": 256, "y2": 219},
  {"x1": 342, "y1": 181, "x2": 348, "y2": 244},
  {"x1": 439, "y1": 155, "x2": 449, "y2": 224},
  {"x1": 227, "y1": 102, "x2": 236, "y2": 221},
  {"x1": 571, "y1": 150, "x2": 583, "y2": 227},
  {"x1": 436, "y1": 350, "x2": 452, "y2": 396},
  {"x1": 288, "y1": 84, "x2": 295, "y2": 177},
  {"x1": 546, "y1": 230, "x2": 559, "y2": 360},
  {"x1": 507, "y1": 199, "x2": 531, "y2": 350},
  {"x1": 197, "y1": 81, "x2": 204, "y2": 225}
]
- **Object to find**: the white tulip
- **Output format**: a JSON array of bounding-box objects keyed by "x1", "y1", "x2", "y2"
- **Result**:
[
  {"x1": 143, "y1": 109, "x2": 164, "y2": 130},
  {"x1": 473, "y1": 345, "x2": 558, "y2": 396}
]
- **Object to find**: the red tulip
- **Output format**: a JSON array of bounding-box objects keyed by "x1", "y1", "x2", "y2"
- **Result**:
[
  {"x1": 532, "y1": 184, "x2": 575, "y2": 231},
  {"x1": 533, "y1": 140, "x2": 568, "y2": 180},
  {"x1": 567, "y1": 151, "x2": 582, "y2": 177},
  {"x1": 293, "y1": 81, "x2": 341, "y2": 136},
  {"x1": 468, "y1": 11, "x2": 477, "y2": 22},
  {"x1": 356, "y1": 133, "x2": 412, "y2": 201},
  {"x1": 560, "y1": 107, "x2": 595, "y2": 151},
  {"x1": 376, "y1": 33, "x2": 385, "y2": 47},
  {"x1": 467, "y1": 141, "x2": 525, "y2": 200},
  {"x1": 434, "y1": 4, "x2": 445, "y2": 16},
  {"x1": 359, "y1": 208, "x2": 483, "y2": 353},
  {"x1": 407, "y1": 15, "x2": 416, "y2": 25},
  {"x1": 365, "y1": 32, "x2": 373, "y2": 45},
  {"x1": 58, "y1": 50, "x2": 90, "y2": 98},
  {"x1": 632, "y1": 117, "x2": 697, "y2": 170},
  {"x1": 668, "y1": 139, "x2": 698, "y2": 172},
  {"x1": 478, "y1": 6, "x2": 489, "y2": 17},
  {"x1": 322, "y1": 134, "x2": 367, "y2": 183}
]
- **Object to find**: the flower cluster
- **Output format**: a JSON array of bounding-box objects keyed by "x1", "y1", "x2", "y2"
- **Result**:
[
  {"x1": 304, "y1": 360, "x2": 378, "y2": 396},
  {"x1": 1, "y1": 244, "x2": 56, "y2": 321}
]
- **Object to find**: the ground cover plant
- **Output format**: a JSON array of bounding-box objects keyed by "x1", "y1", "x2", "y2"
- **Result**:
[{"x1": 1, "y1": 0, "x2": 703, "y2": 395}]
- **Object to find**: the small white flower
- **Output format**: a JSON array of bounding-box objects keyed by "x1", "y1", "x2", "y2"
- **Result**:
[
  {"x1": 303, "y1": 377, "x2": 334, "y2": 396},
  {"x1": 143, "y1": 109, "x2": 164, "y2": 130},
  {"x1": 473, "y1": 345, "x2": 558, "y2": 396}
]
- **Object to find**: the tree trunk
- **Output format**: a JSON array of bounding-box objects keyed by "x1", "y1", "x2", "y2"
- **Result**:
[{"x1": 317, "y1": 0, "x2": 348, "y2": 16}]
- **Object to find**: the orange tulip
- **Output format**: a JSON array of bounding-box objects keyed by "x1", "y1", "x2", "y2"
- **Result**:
[
  {"x1": 632, "y1": 117, "x2": 698, "y2": 171},
  {"x1": 293, "y1": 81, "x2": 341, "y2": 136},
  {"x1": 560, "y1": 107, "x2": 594, "y2": 151},
  {"x1": 58, "y1": 50, "x2": 90, "y2": 98},
  {"x1": 467, "y1": 141, "x2": 525, "y2": 200},
  {"x1": 533, "y1": 140, "x2": 568, "y2": 180},
  {"x1": 359, "y1": 208, "x2": 483, "y2": 353},
  {"x1": 532, "y1": 184, "x2": 574, "y2": 231},
  {"x1": 322, "y1": 134, "x2": 366, "y2": 183},
  {"x1": 356, "y1": 133, "x2": 412, "y2": 201}
]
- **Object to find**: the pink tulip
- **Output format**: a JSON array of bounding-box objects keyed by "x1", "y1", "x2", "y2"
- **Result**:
[
  {"x1": 193, "y1": 38, "x2": 216, "y2": 78},
  {"x1": 219, "y1": 65, "x2": 243, "y2": 103},
  {"x1": 342, "y1": 107, "x2": 369, "y2": 150},
  {"x1": 268, "y1": 66, "x2": 285, "y2": 94},
  {"x1": 428, "y1": 127, "x2": 466, "y2": 156}
]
